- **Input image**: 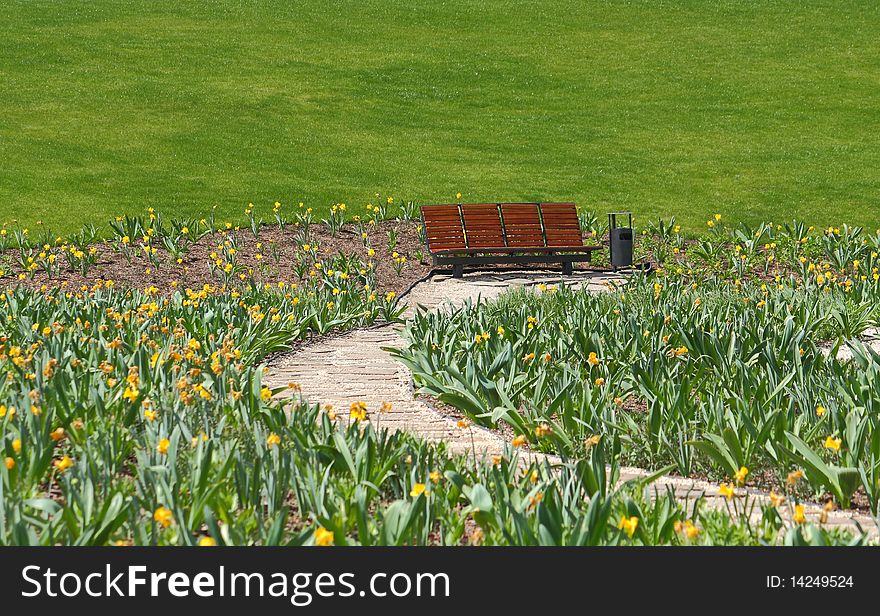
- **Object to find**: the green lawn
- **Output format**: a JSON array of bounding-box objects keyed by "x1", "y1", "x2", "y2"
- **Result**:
[{"x1": 2, "y1": 0, "x2": 879, "y2": 233}]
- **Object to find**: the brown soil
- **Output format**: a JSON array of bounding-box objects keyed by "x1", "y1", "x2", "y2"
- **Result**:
[{"x1": 3, "y1": 220, "x2": 432, "y2": 297}]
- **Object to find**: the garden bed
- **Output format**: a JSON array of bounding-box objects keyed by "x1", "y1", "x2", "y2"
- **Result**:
[{"x1": 2, "y1": 219, "x2": 431, "y2": 298}]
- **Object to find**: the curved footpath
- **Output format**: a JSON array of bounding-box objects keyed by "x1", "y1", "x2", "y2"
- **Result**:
[{"x1": 266, "y1": 270, "x2": 878, "y2": 538}]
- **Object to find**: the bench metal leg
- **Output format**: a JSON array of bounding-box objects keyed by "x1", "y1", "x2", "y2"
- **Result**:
[
  {"x1": 561, "y1": 261, "x2": 573, "y2": 276},
  {"x1": 452, "y1": 264, "x2": 464, "y2": 279}
]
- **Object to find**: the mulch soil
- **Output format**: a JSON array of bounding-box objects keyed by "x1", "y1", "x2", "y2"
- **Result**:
[{"x1": 3, "y1": 220, "x2": 432, "y2": 297}]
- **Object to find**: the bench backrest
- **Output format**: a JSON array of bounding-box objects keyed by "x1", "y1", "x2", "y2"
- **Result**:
[
  {"x1": 420, "y1": 202, "x2": 583, "y2": 253},
  {"x1": 540, "y1": 202, "x2": 583, "y2": 247},
  {"x1": 500, "y1": 203, "x2": 544, "y2": 247},
  {"x1": 421, "y1": 204, "x2": 468, "y2": 251},
  {"x1": 461, "y1": 204, "x2": 505, "y2": 248}
]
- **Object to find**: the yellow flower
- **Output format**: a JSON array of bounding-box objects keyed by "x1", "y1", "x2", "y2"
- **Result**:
[
  {"x1": 122, "y1": 386, "x2": 139, "y2": 403},
  {"x1": 769, "y1": 490, "x2": 785, "y2": 508},
  {"x1": 793, "y1": 504, "x2": 806, "y2": 524},
  {"x1": 528, "y1": 491, "x2": 543, "y2": 510},
  {"x1": 410, "y1": 483, "x2": 427, "y2": 497},
  {"x1": 429, "y1": 470, "x2": 442, "y2": 484},
  {"x1": 820, "y1": 500, "x2": 835, "y2": 524},
  {"x1": 718, "y1": 483, "x2": 735, "y2": 500},
  {"x1": 198, "y1": 536, "x2": 216, "y2": 546},
  {"x1": 587, "y1": 352, "x2": 600, "y2": 366},
  {"x1": 618, "y1": 515, "x2": 639, "y2": 538},
  {"x1": 4, "y1": 457, "x2": 14, "y2": 470},
  {"x1": 157, "y1": 438, "x2": 170, "y2": 455},
  {"x1": 594, "y1": 377, "x2": 605, "y2": 387},
  {"x1": 260, "y1": 387, "x2": 272, "y2": 402},
  {"x1": 314, "y1": 527, "x2": 334, "y2": 546},
  {"x1": 787, "y1": 469, "x2": 803, "y2": 485},
  {"x1": 153, "y1": 506, "x2": 173, "y2": 528},
  {"x1": 512, "y1": 435, "x2": 527, "y2": 448},
  {"x1": 824, "y1": 436, "x2": 842, "y2": 451},
  {"x1": 144, "y1": 408, "x2": 158, "y2": 422},
  {"x1": 50, "y1": 427, "x2": 65, "y2": 442},
  {"x1": 674, "y1": 519, "x2": 700, "y2": 540},
  {"x1": 349, "y1": 401, "x2": 367, "y2": 422},
  {"x1": 12, "y1": 438, "x2": 21, "y2": 454},
  {"x1": 816, "y1": 405, "x2": 826, "y2": 417},
  {"x1": 54, "y1": 456, "x2": 73, "y2": 473},
  {"x1": 734, "y1": 466, "x2": 749, "y2": 485},
  {"x1": 535, "y1": 424, "x2": 552, "y2": 438},
  {"x1": 457, "y1": 419, "x2": 470, "y2": 429},
  {"x1": 266, "y1": 433, "x2": 281, "y2": 448}
]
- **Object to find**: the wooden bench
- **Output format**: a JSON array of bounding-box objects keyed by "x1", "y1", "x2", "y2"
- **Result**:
[{"x1": 421, "y1": 202, "x2": 603, "y2": 278}]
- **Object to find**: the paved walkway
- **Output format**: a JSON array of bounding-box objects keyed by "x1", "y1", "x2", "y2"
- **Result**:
[
  {"x1": 266, "y1": 269, "x2": 877, "y2": 537},
  {"x1": 268, "y1": 271, "x2": 621, "y2": 456}
]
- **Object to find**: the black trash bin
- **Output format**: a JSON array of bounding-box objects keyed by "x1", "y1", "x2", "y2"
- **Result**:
[{"x1": 608, "y1": 212, "x2": 633, "y2": 270}]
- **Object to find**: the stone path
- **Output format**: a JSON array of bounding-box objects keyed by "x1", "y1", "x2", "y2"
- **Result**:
[
  {"x1": 268, "y1": 270, "x2": 622, "y2": 457},
  {"x1": 266, "y1": 269, "x2": 877, "y2": 537},
  {"x1": 400, "y1": 270, "x2": 623, "y2": 318},
  {"x1": 269, "y1": 326, "x2": 504, "y2": 456}
]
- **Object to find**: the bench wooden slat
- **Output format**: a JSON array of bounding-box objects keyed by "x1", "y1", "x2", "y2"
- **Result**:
[{"x1": 422, "y1": 215, "x2": 463, "y2": 222}]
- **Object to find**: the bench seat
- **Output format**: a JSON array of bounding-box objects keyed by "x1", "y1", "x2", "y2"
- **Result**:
[
  {"x1": 431, "y1": 245, "x2": 601, "y2": 256},
  {"x1": 420, "y1": 202, "x2": 603, "y2": 277}
]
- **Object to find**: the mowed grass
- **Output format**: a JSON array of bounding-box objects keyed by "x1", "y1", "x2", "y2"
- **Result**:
[{"x1": 1, "y1": 0, "x2": 879, "y2": 233}]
